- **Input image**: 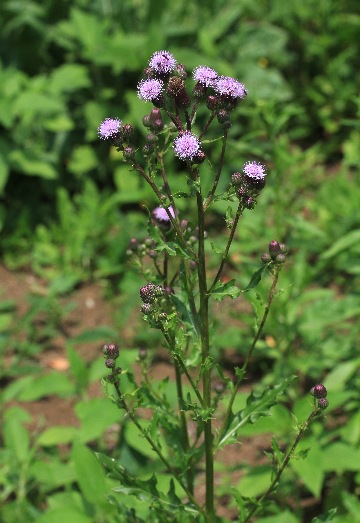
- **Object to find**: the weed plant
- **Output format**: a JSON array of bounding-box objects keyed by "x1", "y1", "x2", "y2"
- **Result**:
[{"x1": 98, "y1": 51, "x2": 332, "y2": 523}]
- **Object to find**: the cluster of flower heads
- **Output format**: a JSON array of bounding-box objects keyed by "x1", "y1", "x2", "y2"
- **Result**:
[
  {"x1": 310, "y1": 383, "x2": 329, "y2": 410},
  {"x1": 231, "y1": 161, "x2": 267, "y2": 209},
  {"x1": 261, "y1": 240, "x2": 288, "y2": 265},
  {"x1": 97, "y1": 51, "x2": 267, "y2": 203},
  {"x1": 139, "y1": 283, "x2": 170, "y2": 327}
]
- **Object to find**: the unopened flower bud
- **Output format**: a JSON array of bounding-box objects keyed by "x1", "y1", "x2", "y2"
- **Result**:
[
  {"x1": 140, "y1": 283, "x2": 157, "y2": 303},
  {"x1": 174, "y1": 63, "x2": 187, "y2": 79},
  {"x1": 318, "y1": 398, "x2": 329, "y2": 410},
  {"x1": 261, "y1": 253, "x2": 272, "y2": 263},
  {"x1": 138, "y1": 347, "x2": 147, "y2": 360},
  {"x1": 217, "y1": 109, "x2": 230, "y2": 124},
  {"x1": 231, "y1": 172, "x2": 243, "y2": 187},
  {"x1": 206, "y1": 95, "x2": 220, "y2": 111},
  {"x1": 310, "y1": 383, "x2": 327, "y2": 399},
  {"x1": 275, "y1": 254, "x2": 286, "y2": 264},
  {"x1": 142, "y1": 115, "x2": 151, "y2": 127},
  {"x1": 102, "y1": 343, "x2": 119, "y2": 359},
  {"x1": 105, "y1": 358, "x2": 115, "y2": 369},
  {"x1": 159, "y1": 312, "x2": 167, "y2": 321},
  {"x1": 193, "y1": 150, "x2": 206, "y2": 164},
  {"x1": 244, "y1": 196, "x2": 256, "y2": 209},
  {"x1": 279, "y1": 243, "x2": 288, "y2": 254},
  {"x1": 154, "y1": 285, "x2": 164, "y2": 298},
  {"x1": 141, "y1": 303, "x2": 154, "y2": 315},
  {"x1": 129, "y1": 238, "x2": 138, "y2": 251},
  {"x1": 269, "y1": 240, "x2": 282, "y2": 259},
  {"x1": 146, "y1": 133, "x2": 158, "y2": 144},
  {"x1": 122, "y1": 124, "x2": 134, "y2": 139},
  {"x1": 193, "y1": 83, "x2": 208, "y2": 99},
  {"x1": 142, "y1": 143, "x2": 154, "y2": 156},
  {"x1": 123, "y1": 146, "x2": 135, "y2": 161}
]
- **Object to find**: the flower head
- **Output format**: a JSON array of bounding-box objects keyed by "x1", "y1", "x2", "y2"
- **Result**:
[
  {"x1": 193, "y1": 66, "x2": 218, "y2": 87},
  {"x1": 310, "y1": 383, "x2": 328, "y2": 399},
  {"x1": 149, "y1": 51, "x2": 177, "y2": 75},
  {"x1": 152, "y1": 205, "x2": 175, "y2": 223},
  {"x1": 243, "y1": 161, "x2": 266, "y2": 180},
  {"x1": 98, "y1": 118, "x2": 122, "y2": 140},
  {"x1": 137, "y1": 78, "x2": 164, "y2": 102},
  {"x1": 173, "y1": 131, "x2": 201, "y2": 161},
  {"x1": 214, "y1": 76, "x2": 247, "y2": 99}
]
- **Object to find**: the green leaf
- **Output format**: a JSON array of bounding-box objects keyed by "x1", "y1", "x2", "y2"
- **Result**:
[
  {"x1": 6, "y1": 372, "x2": 75, "y2": 401},
  {"x1": 236, "y1": 465, "x2": 272, "y2": 497},
  {"x1": 9, "y1": 149, "x2": 57, "y2": 179},
  {"x1": 37, "y1": 427, "x2": 78, "y2": 447},
  {"x1": 72, "y1": 441, "x2": 109, "y2": 507},
  {"x1": 3, "y1": 407, "x2": 30, "y2": 462},
  {"x1": 321, "y1": 442, "x2": 360, "y2": 473},
  {"x1": 67, "y1": 347, "x2": 89, "y2": 391},
  {"x1": 217, "y1": 376, "x2": 295, "y2": 448},
  {"x1": 243, "y1": 265, "x2": 267, "y2": 291},
  {"x1": 311, "y1": 508, "x2": 337, "y2": 523},
  {"x1": 289, "y1": 437, "x2": 324, "y2": 497},
  {"x1": 171, "y1": 292, "x2": 198, "y2": 336},
  {"x1": 36, "y1": 507, "x2": 93, "y2": 523},
  {"x1": 76, "y1": 398, "x2": 121, "y2": 442},
  {"x1": 210, "y1": 279, "x2": 241, "y2": 301},
  {"x1": 321, "y1": 229, "x2": 360, "y2": 259}
]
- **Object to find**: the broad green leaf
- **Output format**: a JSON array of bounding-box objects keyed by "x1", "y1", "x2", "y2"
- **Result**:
[
  {"x1": 30, "y1": 459, "x2": 76, "y2": 489},
  {"x1": 67, "y1": 347, "x2": 89, "y2": 391},
  {"x1": 9, "y1": 150, "x2": 57, "y2": 179},
  {"x1": 72, "y1": 441, "x2": 109, "y2": 507},
  {"x1": 36, "y1": 507, "x2": 93, "y2": 523},
  {"x1": 321, "y1": 229, "x2": 360, "y2": 259},
  {"x1": 289, "y1": 437, "x2": 324, "y2": 497},
  {"x1": 3, "y1": 407, "x2": 30, "y2": 462},
  {"x1": 257, "y1": 511, "x2": 300, "y2": 523},
  {"x1": 236, "y1": 465, "x2": 272, "y2": 498},
  {"x1": 37, "y1": 427, "x2": 78, "y2": 447},
  {"x1": 68, "y1": 145, "x2": 98, "y2": 175},
  {"x1": 15, "y1": 372, "x2": 75, "y2": 401},
  {"x1": 321, "y1": 442, "x2": 360, "y2": 473},
  {"x1": 75, "y1": 398, "x2": 121, "y2": 442}
]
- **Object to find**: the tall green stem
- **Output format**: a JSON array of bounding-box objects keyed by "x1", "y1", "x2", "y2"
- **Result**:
[{"x1": 196, "y1": 190, "x2": 214, "y2": 522}]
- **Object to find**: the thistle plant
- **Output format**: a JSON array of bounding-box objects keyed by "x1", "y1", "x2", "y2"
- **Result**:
[{"x1": 98, "y1": 51, "x2": 328, "y2": 522}]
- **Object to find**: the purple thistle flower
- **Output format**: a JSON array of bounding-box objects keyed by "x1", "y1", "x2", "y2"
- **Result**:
[
  {"x1": 137, "y1": 78, "x2": 164, "y2": 102},
  {"x1": 193, "y1": 66, "x2": 218, "y2": 87},
  {"x1": 98, "y1": 118, "x2": 122, "y2": 140},
  {"x1": 214, "y1": 76, "x2": 247, "y2": 99},
  {"x1": 153, "y1": 205, "x2": 175, "y2": 223},
  {"x1": 149, "y1": 51, "x2": 177, "y2": 74},
  {"x1": 243, "y1": 161, "x2": 267, "y2": 180},
  {"x1": 173, "y1": 131, "x2": 201, "y2": 161}
]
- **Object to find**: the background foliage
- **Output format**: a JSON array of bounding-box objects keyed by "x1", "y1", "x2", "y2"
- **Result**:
[{"x1": 1, "y1": 0, "x2": 359, "y2": 522}]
